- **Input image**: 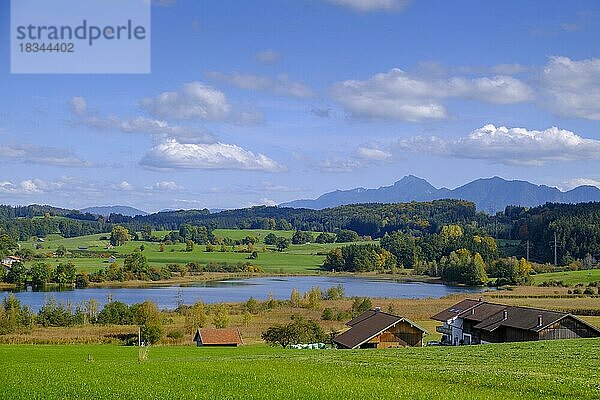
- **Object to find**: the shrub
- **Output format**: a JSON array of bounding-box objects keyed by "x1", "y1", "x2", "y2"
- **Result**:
[
  {"x1": 262, "y1": 316, "x2": 326, "y2": 348},
  {"x1": 321, "y1": 308, "x2": 335, "y2": 321},
  {"x1": 97, "y1": 301, "x2": 133, "y2": 325}
]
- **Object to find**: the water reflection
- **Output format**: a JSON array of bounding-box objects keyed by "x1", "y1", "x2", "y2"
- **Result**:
[{"x1": 2, "y1": 276, "x2": 488, "y2": 312}]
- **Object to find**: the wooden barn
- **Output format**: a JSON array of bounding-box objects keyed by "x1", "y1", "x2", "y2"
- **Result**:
[
  {"x1": 193, "y1": 328, "x2": 243, "y2": 347},
  {"x1": 333, "y1": 308, "x2": 427, "y2": 349},
  {"x1": 432, "y1": 299, "x2": 600, "y2": 345}
]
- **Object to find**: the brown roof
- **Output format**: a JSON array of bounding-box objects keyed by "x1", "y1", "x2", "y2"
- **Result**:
[
  {"x1": 431, "y1": 299, "x2": 481, "y2": 321},
  {"x1": 433, "y1": 300, "x2": 600, "y2": 335},
  {"x1": 458, "y1": 302, "x2": 507, "y2": 322},
  {"x1": 194, "y1": 328, "x2": 242, "y2": 345},
  {"x1": 333, "y1": 310, "x2": 427, "y2": 349}
]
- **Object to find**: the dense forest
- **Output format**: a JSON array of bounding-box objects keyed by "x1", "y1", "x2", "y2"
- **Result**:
[{"x1": 2, "y1": 200, "x2": 600, "y2": 265}]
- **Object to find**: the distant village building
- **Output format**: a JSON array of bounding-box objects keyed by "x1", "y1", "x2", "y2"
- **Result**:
[
  {"x1": 1, "y1": 255, "x2": 21, "y2": 268},
  {"x1": 432, "y1": 299, "x2": 600, "y2": 345},
  {"x1": 107, "y1": 256, "x2": 117, "y2": 264},
  {"x1": 193, "y1": 328, "x2": 243, "y2": 347},
  {"x1": 333, "y1": 309, "x2": 427, "y2": 349}
]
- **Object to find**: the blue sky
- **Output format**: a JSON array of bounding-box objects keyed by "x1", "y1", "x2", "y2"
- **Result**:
[{"x1": 1, "y1": 0, "x2": 600, "y2": 212}]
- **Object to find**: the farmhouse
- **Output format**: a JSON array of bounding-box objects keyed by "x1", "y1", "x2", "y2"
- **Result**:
[
  {"x1": 193, "y1": 328, "x2": 243, "y2": 347},
  {"x1": 432, "y1": 299, "x2": 600, "y2": 345},
  {"x1": 1, "y1": 255, "x2": 21, "y2": 268},
  {"x1": 333, "y1": 308, "x2": 427, "y2": 349}
]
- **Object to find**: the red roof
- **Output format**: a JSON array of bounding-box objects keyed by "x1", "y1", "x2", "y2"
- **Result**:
[{"x1": 194, "y1": 328, "x2": 242, "y2": 346}]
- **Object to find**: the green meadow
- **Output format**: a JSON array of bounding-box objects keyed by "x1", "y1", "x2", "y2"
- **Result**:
[
  {"x1": 0, "y1": 339, "x2": 598, "y2": 399},
  {"x1": 533, "y1": 268, "x2": 600, "y2": 286},
  {"x1": 19, "y1": 229, "x2": 365, "y2": 274}
]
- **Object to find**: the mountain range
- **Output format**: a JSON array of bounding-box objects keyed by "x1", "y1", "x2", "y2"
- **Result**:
[
  {"x1": 80, "y1": 205, "x2": 149, "y2": 217},
  {"x1": 280, "y1": 176, "x2": 600, "y2": 213}
]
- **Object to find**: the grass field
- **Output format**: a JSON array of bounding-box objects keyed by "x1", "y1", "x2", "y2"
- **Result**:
[
  {"x1": 19, "y1": 230, "x2": 364, "y2": 274},
  {"x1": 0, "y1": 339, "x2": 599, "y2": 399},
  {"x1": 533, "y1": 269, "x2": 600, "y2": 285}
]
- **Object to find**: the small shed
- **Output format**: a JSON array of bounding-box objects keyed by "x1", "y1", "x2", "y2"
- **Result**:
[
  {"x1": 193, "y1": 328, "x2": 243, "y2": 347},
  {"x1": 333, "y1": 309, "x2": 427, "y2": 349}
]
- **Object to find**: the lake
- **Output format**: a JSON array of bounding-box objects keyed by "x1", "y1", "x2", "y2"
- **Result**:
[{"x1": 1, "y1": 276, "x2": 488, "y2": 311}]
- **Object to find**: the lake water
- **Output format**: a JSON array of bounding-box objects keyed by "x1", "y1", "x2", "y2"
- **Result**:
[{"x1": 1, "y1": 276, "x2": 488, "y2": 311}]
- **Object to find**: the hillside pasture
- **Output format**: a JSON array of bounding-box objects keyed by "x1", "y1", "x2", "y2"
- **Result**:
[
  {"x1": 18, "y1": 230, "x2": 363, "y2": 274},
  {"x1": 533, "y1": 269, "x2": 600, "y2": 286}
]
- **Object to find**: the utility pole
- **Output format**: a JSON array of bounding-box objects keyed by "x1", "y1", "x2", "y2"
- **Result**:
[{"x1": 554, "y1": 231, "x2": 558, "y2": 266}]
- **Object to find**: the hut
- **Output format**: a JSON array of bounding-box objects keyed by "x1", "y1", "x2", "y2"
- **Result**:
[
  {"x1": 193, "y1": 328, "x2": 243, "y2": 347},
  {"x1": 333, "y1": 308, "x2": 427, "y2": 349}
]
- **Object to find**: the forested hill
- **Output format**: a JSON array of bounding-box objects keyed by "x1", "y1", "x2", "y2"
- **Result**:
[
  {"x1": 506, "y1": 202, "x2": 600, "y2": 264},
  {"x1": 0, "y1": 199, "x2": 477, "y2": 241},
  {"x1": 118, "y1": 199, "x2": 478, "y2": 238}
]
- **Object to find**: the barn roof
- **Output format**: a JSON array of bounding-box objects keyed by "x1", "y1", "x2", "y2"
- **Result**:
[
  {"x1": 434, "y1": 300, "x2": 600, "y2": 334},
  {"x1": 333, "y1": 309, "x2": 427, "y2": 349},
  {"x1": 194, "y1": 328, "x2": 243, "y2": 345},
  {"x1": 431, "y1": 299, "x2": 482, "y2": 322}
]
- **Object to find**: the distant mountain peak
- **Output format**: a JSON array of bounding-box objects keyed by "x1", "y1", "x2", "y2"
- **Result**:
[{"x1": 280, "y1": 176, "x2": 600, "y2": 213}]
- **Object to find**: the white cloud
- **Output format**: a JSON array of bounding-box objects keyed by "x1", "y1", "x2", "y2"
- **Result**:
[
  {"x1": 255, "y1": 49, "x2": 280, "y2": 64},
  {"x1": 152, "y1": 181, "x2": 183, "y2": 191},
  {"x1": 324, "y1": 0, "x2": 410, "y2": 12},
  {"x1": 316, "y1": 157, "x2": 363, "y2": 173},
  {"x1": 140, "y1": 82, "x2": 230, "y2": 121},
  {"x1": 446, "y1": 76, "x2": 533, "y2": 104},
  {"x1": 140, "y1": 139, "x2": 286, "y2": 172},
  {"x1": 69, "y1": 96, "x2": 87, "y2": 115},
  {"x1": 561, "y1": 178, "x2": 600, "y2": 190},
  {"x1": 141, "y1": 82, "x2": 230, "y2": 120},
  {"x1": 396, "y1": 124, "x2": 600, "y2": 166},
  {"x1": 19, "y1": 180, "x2": 41, "y2": 193},
  {"x1": 356, "y1": 146, "x2": 392, "y2": 161},
  {"x1": 0, "y1": 178, "x2": 65, "y2": 195},
  {"x1": 331, "y1": 68, "x2": 532, "y2": 121},
  {"x1": 207, "y1": 71, "x2": 314, "y2": 98},
  {"x1": 0, "y1": 143, "x2": 91, "y2": 167},
  {"x1": 69, "y1": 97, "x2": 215, "y2": 144},
  {"x1": 256, "y1": 198, "x2": 278, "y2": 206},
  {"x1": 141, "y1": 82, "x2": 264, "y2": 125},
  {"x1": 541, "y1": 56, "x2": 600, "y2": 120},
  {"x1": 113, "y1": 181, "x2": 133, "y2": 191}
]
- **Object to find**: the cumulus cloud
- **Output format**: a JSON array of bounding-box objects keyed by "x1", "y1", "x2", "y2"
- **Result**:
[
  {"x1": 396, "y1": 124, "x2": 600, "y2": 166},
  {"x1": 151, "y1": 181, "x2": 184, "y2": 191},
  {"x1": 0, "y1": 143, "x2": 92, "y2": 167},
  {"x1": 356, "y1": 146, "x2": 392, "y2": 161},
  {"x1": 69, "y1": 97, "x2": 215, "y2": 144},
  {"x1": 113, "y1": 181, "x2": 133, "y2": 191},
  {"x1": 323, "y1": 0, "x2": 410, "y2": 12},
  {"x1": 140, "y1": 139, "x2": 286, "y2": 172},
  {"x1": 141, "y1": 82, "x2": 264, "y2": 125},
  {"x1": 0, "y1": 178, "x2": 66, "y2": 195},
  {"x1": 255, "y1": 49, "x2": 280, "y2": 64},
  {"x1": 206, "y1": 71, "x2": 314, "y2": 98},
  {"x1": 331, "y1": 68, "x2": 533, "y2": 121},
  {"x1": 69, "y1": 96, "x2": 87, "y2": 115},
  {"x1": 541, "y1": 56, "x2": 600, "y2": 120},
  {"x1": 141, "y1": 82, "x2": 230, "y2": 120}
]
